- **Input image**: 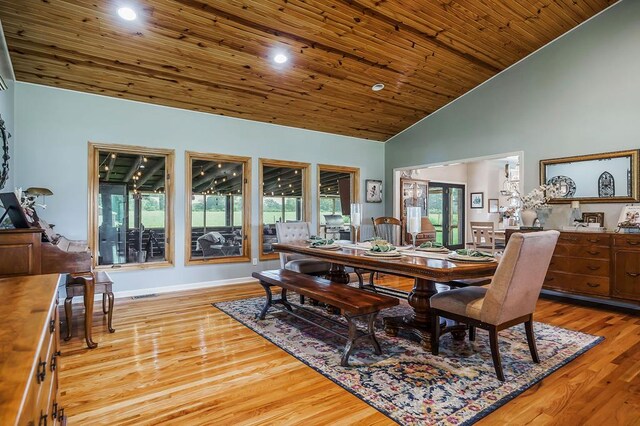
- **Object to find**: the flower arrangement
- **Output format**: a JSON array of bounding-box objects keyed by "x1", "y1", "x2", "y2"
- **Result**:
[{"x1": 519, "y1": 184, "x2": 561, "y2": 210}]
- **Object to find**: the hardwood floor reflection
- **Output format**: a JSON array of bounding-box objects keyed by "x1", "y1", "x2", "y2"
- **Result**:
[{"x1": 59, "y1": 275, "x2": 640, "y2": 425}]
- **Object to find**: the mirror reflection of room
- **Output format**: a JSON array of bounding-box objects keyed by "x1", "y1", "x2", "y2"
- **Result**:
[
  {"x1": 189, "y1": 157, "x2": 246, "y2": 260},
  {"x1": 97, "y1": 150, "x2": 168, "y2": 266},
  {"x1": 261, "y1": 163, "x2": 306, "y2": 257}
]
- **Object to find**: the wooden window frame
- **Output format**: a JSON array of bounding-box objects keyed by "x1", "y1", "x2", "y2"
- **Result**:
[
  {"x1": 185, "y1": 151, "x2": 252, "y2": 266},
  {"x1": 259, "y1": 158, "x2": 311, "y2": 261},
  {"x1": 88, "y1": 142, "x2": 175, "y2": 271},
  {"x1": 316, "y1": 164, "x2": 360, "y2": 235}
]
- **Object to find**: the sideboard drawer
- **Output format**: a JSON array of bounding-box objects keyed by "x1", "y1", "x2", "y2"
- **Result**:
[
  {"x1": 548, "y1": 256, "x2": 610, "y2": 277},
  {"x1": 612, "y1": 235, "x2": 640, "y2": 248},
  {"x1": 613, "y1": 250, "x2": 640, "y2": 301},
  {"x1": 556, "y1": 233, "x2": 610, "y2": 246},
  {"x1": 543, "y1": 271, "x2": 610, "y2": 296},
  {"x1": 553, "y1": 244, "x2": 610, "y2": 260}
]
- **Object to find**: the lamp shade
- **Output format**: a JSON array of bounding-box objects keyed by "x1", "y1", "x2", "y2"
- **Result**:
[{"x1": 25, "y1": 187, "x2": 53, "y2": 196}]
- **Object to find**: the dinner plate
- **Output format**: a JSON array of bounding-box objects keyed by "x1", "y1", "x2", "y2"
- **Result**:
[
  {"x1": 364, "y1": 251, "x2": 403, "y2": 258},
  {"x1": 416, "y1": 247, "x2": 450, "y2": 253},
  {"x1": 309, "y1": 244, "x2": 341, "y2": 250},
  {"x1": 447, "y1": 253, "x2": 496, "y2": 262}
]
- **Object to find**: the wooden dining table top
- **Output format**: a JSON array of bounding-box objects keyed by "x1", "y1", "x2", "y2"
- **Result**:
[{"x1": 273, "y1": 241, "x2": 498, "y2": 282}]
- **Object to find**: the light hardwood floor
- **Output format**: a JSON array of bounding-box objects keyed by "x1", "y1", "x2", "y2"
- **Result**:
[{"x1": 59, "y1": 276, "x2": 640, "y2": 425}]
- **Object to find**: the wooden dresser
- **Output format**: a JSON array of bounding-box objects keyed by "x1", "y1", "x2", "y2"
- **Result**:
[
  {"x1": 506, "y1": 230, "x2": 640, "y2": 307},
  {"x1": 0, "y1": 274, "x2": 66, "y2": 426}
]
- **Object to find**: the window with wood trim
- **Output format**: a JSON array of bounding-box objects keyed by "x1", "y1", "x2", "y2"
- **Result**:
[
  {"x1": 317, "y1": 164, "x2": 360, "y2": 239},
  {"x1": 88, "y1": 143, "x2": 175, "y2": 270},
  {"x1": 259, "y1": 159, "x2": 311, "y2": 259},
  {"x1": 185, "y1": 152, "x2": 251, "y2": 265}
]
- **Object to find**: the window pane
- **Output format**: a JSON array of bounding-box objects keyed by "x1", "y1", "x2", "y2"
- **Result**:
[
  {"x1": 318, "y1": 169, "x2": 352, "y2": 238},
  {"x1": 96, "y1": 151, "x2": 168, "y2": 266},
  {"x1": 261, "y1": 164, "x2": 305, "y2": 255},
  {"x1": 189, "y1": 158, "x2": 246, "y2": 260}
]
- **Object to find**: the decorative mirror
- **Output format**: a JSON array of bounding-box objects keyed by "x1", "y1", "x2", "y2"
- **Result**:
[{"x1": 540, "y1": 150, "x2": 639, "y2": 203}]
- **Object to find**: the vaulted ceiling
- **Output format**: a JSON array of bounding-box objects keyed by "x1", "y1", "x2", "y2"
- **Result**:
[{"x1": 0, "y1": 0, "x2": 616, "y2": 141}]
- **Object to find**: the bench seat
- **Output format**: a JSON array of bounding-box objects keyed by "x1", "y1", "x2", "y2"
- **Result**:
[{"x1": 251, "y1": 269, "x2": 399, "y2": 366}]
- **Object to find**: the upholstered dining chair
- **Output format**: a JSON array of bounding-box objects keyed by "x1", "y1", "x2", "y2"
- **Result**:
[
  {"x1": 275, "y1": 222, "x2": 332, "y2": 303},
  {"x1": 430, "y1": 230, "x2": 560, "y2": 381}
]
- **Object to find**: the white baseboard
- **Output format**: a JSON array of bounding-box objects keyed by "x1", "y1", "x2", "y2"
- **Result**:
[{"x1": 100, "y1": 277, "x2": 258, "y2": 300}]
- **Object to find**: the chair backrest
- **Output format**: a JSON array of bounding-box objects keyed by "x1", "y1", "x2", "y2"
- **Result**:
[
  {"x1": 275, "y1": 222, "x2": 312, "y2": 268},
  {"x1": 372, "y1": 216, "x2": 402, "y2": 245},
  {"x1": 481, "y1": 230, "x2": 560, "y2": 325},
  {"x1": 470, "y1": 221, "x2": 495, "y2": 249}
]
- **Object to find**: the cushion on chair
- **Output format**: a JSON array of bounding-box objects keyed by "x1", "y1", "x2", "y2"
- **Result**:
[
  {"x1": 285, "y1": 258, "x2": 331, "y2": 274},
  {"x1": 430, "y1": 286, "x2": 487, "y2": 320}
]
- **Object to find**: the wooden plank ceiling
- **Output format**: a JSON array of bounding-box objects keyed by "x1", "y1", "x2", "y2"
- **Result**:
[{"x1": 0, "y1": 0, "x2": 616, "y2": 141}]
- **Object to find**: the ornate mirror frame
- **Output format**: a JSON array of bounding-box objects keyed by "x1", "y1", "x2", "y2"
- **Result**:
[
  {"x1": 540, "y1": 149, "x2": 639, "y2": 204},
  {"x1": 0, "y1": 114, "x2": 10, "y2": 190}
]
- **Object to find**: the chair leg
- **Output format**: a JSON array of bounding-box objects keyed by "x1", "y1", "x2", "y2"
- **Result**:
[
  {"x1": 525, "y1": 316, "x2": 540, "y2": 363},
  {"x1": 489, "y1": 327, "x2": 505, "y2": 381},
  {"x1": 107, "y1": 292, "x2": 115, "y2": 333},
  {"x1": 102, "y1": 293, "x2": 108, "y2": 314},
  {"x1": 469, "y1": 325, "x2": 476, "y2": 341},
  {"x1": 430, "y1": 310, "x2": 440, "y2": 355},
  {"x1": 64, "y1": 297, "x2": 73, "y2": 341}
]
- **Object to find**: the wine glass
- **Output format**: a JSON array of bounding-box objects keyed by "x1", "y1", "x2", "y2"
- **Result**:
[
  {"x1": 350, "y1": 203, "x2": 362, "y2": 245},
  {"x1": 407, "y1": 206, "x2": 421, "y2": 249}
]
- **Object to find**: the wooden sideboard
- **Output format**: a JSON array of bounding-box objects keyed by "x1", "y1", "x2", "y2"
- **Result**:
[
  {"x1": 0, "y1": 274, "x2": 66, "y2": 426},
  {"x1": 506, "y1": 230, "x2": 640, "y2": 307}
]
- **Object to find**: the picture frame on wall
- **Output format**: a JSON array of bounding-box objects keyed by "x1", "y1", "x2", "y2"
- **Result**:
[
  {"x1": 582, "y1": 212, "x2": 605, "y2": 227},
  {"x1": 488, "y1": 198, "x2": 499, "y2": 213},
  {"x1": 470, "y1": 192, "x2": 484, "y2": 209},
  {"x1": 366, "y1": 179, "x2": 383, "y2": 203}
]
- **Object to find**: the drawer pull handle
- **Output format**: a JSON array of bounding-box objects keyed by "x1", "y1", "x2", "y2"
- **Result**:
[
  {"x1": 545, "y1": 276, "x2": 555, "y2": 282},
  {"x1": 627, "y1": 240, "x2": 640, "y2": 246},
  {"x1": 51, "y1": 353, "x2": 57, "y2": 371},
  {"x1": 587, "y1": 266, "x2": 600, "y2": 271},
  {"x1": 58, "y1": 408, "x2": 65, "y2": 424},
  {"x1": 37, "y1": 360, "x2": 47, "y2": 383},
  {"x1": 626, "y1": 272, "x2": 640, "y2": 278},
  {"x1": 50, "y1": 318, "x2": 56, "y2": 333},
  {"x1": 587, "y1": 283, "x2": 600, "y2": 288},
  {"x1": 39, "y1": 411, "x2": 47, "y2": 426},
  {"x1": 561, "y1": 237, "x2": 578, "y2": 242},
  {"x1": 52, "y1": 403, "x2": 58, "y2": 419},
  {"x1": 587, "y1": 250, "x2": 600, "y2": 255},
  {"x1": 587, "y1": 238, "x2": 600, "y2": 243}
]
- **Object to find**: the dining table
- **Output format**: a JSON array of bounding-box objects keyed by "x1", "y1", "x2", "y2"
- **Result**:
[{"x1": 272, "y1": 241, "x2": 498, "y2": 347}]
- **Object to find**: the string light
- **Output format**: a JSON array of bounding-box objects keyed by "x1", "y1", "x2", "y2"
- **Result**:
[
  {"x1": 218, "y1": 163, "x2": 222, "y2": 168},
  {"x1": 104, "y1": 165, "x2": 109, "y2": 171},
  {"x1": 294, "y1": 170, "x2": 298, "y2": 174},
  {"x1": 233, "y1": 172, "x2": 237, "y2": 176},
  {"x1": 111, "y1": 153, "x2": 116, "y2": 159},
  {"x1": 143, "y1": 157, "x2": 148, "y2": 162}
]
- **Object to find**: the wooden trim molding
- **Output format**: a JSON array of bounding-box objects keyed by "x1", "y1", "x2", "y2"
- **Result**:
[
  {"x1": 88, "y1": 142, "x2": 175, "y2": 271},
  {"x1": 258, "y1": 158, "x2": 311, "y2": 261},
  {"x1": 316, "y1": 164, "x2": 361, "y2": 235},
  {"x1": 185, "y1": 151, "x2": 252, "y2": 266}
]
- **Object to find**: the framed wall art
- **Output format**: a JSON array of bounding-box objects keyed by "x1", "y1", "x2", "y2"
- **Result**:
[
  {"x1": 366, "y1": 179, "x2": 382, "y2": 203},
  {"x1": 470, "y1": 192, "x2": 484, "y2": 209}
]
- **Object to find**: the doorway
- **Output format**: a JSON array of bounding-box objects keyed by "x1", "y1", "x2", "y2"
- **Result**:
[{"x1": 428, "y1": 182, "x2": 465, "y2": 249}]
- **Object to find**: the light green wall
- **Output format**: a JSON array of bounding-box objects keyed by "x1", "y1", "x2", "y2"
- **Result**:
[
  {"x1": 384, "y1": 0, "x2": 639, "y2": 225},
  {"x1": 14, "y1": 83, "x2": 384, "y2": 292}
]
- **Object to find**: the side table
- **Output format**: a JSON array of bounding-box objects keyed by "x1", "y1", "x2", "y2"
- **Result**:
[{"x1": 65, "y1": 271, "x2": 115, "y2": 348}]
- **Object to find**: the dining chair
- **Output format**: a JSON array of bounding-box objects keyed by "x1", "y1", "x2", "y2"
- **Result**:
[
  {"x1": 430, "y1": 230, "x2": 560, "y2": 381},
  {"x1": 275, "y1": 222, "x2": 332, "y2": 303},
  {"x1": 354, "y1": 217, "x2": 405, "y2": 296},
  {"x1": 469, "y1": 221, "x2": 504, "y2": 254}
]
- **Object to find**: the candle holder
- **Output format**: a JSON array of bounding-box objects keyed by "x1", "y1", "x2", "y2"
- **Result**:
[
  {"x1": 407, "y1": 206, "x2": 421, "y2": 249},
  {"x1": 350, "y1": 203, "x2": 362, "y2": 244}
]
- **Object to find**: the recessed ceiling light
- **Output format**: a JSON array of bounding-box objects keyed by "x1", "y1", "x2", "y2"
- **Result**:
[
  {"x1": 371, "y1": 83, "x2": 385, "y2": 92},
  {"x1": 117, "y1": 7, "x2": 137, "y2": 21},
  {"x1": 273, "y1": 53, "x2": 288, "y2": 64}
]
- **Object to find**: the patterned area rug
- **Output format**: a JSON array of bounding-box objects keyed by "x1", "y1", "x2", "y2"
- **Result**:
[{"x1": 214, "y1": 295, "x2": 602, "y2": 425}]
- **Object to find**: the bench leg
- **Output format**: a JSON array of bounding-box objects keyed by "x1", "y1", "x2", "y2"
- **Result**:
[
  {"x1": 281, "y1": 288, "x2": 293, "y2": 312},
  {"x1": 257, "y1": 282, "x2": 274, "y2": 320},
  {"x1": 367, "y1": 312, "x2": 382, "y2": 355},
  {"x1": 341, "y1": 314, "x2": 358, "y2": 367}
]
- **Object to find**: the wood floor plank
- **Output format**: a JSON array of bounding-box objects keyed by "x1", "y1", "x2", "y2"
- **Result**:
[{"x1": 58, "y1": 278, "x2": 639, "y2": 424}]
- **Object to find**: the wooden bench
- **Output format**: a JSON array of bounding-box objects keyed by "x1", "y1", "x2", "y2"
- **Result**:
[{"x1": 252, "y1": 269, "x2": 399, "y2": 367}]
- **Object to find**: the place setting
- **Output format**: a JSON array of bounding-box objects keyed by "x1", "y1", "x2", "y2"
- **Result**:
[
  {"x1": 447, "y1": 248, "x2": 498, "y2": 263},
  {"x1": 308, "y1": 238, "x2": 341, "y2": 250},
  {"x1": 363, "y1": 240, "x2": 403, "y2": 258}
]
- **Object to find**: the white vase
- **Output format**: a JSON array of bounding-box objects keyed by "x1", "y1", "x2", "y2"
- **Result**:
[{"x1": 521, "y1": 209, "x2": 538, "y2": 227}]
